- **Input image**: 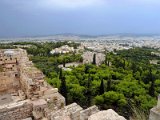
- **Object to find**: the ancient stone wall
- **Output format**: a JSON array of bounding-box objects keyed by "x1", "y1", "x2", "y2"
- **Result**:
[
  {"x1": 82, "y1": 51, "x2": 105, "y2": 66},
  {"x1": 0, "y1": 50, "x2": 21, "y2": 95},
  {"x1": 0, "y1": 100, "x2": 32, "y2": 120},
  {"x1": 0, "y1": 49, "x2": 64, "y2": 120}
]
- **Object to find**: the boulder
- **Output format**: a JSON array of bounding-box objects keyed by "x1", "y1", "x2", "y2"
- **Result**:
[{"x1": 88, "y1": 109, "x2": 126, "y2": 120}]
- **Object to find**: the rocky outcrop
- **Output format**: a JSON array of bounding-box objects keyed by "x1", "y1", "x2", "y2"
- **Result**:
[
  {"x1": 80, "y1": 105, "x2": 99, "y2": 120},
  {"x1": 50, "y1": 103, "x2": 100, "y2": 120},
  {"x1": 149, "y1": 94, "x2": 160, "y2": 120},
  {"x1": 88, "y1": 109, "x2": 126, "y2": 120}
]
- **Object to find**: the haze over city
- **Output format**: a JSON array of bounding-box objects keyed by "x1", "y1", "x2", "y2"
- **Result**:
[
  {"x1": 1, "y1": 1, "x2": 160, "y2": 120},
  {"x1": 0, "y1": 0, "x2": 160, "y2": 37}
]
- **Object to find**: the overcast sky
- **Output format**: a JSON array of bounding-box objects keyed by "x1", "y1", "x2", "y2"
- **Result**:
[{"x1": 0, "y1": 0, "x2": 160, "y2": 37}]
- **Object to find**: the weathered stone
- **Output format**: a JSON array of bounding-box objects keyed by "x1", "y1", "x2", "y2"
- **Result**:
[
  {"x1": 149, "y1": 94, "x2": 160, "y2": 120},
  {"x1": 80, "y1": 105, "x2": 99, "y2": 120},
  {"x1": 149, "y1": 107, "x2": 160, "y2": 120},
  {"x1": 22, "y1": 117, "x2": 32, "y2": 120},
  {"x1": 88, "y1": 109, "x2": 126, "y2": 120},
  {"x1": 0, "y1": 100, "x2": 32, "y2": 120}
]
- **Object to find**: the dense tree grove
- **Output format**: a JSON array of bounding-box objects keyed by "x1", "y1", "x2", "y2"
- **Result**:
[{"x1": 1, "y1": 42, "x2": 160, "y2": 119}]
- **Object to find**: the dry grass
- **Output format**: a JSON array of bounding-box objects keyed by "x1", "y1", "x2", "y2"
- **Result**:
[{"x1": 130, "y1": 105, "x2": 148, "y2": 120}]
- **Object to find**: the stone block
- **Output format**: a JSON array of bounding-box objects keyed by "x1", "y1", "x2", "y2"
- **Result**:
[
  {"x1": 44, "y1": 88, "x2": 58, "y2": 95},
  {"x1": 32, "y1": 99, "x2": 47, "y2": 109}
]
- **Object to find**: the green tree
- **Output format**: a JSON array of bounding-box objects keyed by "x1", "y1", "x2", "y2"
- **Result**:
[
  {"x1": 59, "y1": 68, "x2": 63, "y2": 80},
  {"x1": 63, "y1": 58, "x2": 66, "y2": 67},
  {"x1": 95, "y1": 91, "x2": 127, "y2": 110},
  {"x1": 60, "y1": 76, "x2": 68, "y2": 104},
  {"x1": 85, "y1": 65, "x2": 90, "y2": 74},
  {"x1": 68, "y1": 84, "x2": 86, "y2": 106},
  {"x1": 107, "y1": 77, "x2": 111, "y2": 92},
  {"x1": 86, "y1": 75, "x2": 92, "y2": 106},
  {"x1": 99, "y1": 79, "x2": 104, "y2": 95},
  {"x1": 92, "y1": 53, "x2": 96, "y2": 65},
  {"x1": 149, "y1": 67, "x2": 155, "y2": 97}
]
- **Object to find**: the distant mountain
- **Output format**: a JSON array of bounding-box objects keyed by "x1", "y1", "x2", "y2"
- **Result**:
[{"x1": 1, "y1": 33, "x2": 160, "y2": 42}]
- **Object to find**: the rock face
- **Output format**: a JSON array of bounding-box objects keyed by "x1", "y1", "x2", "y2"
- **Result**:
[
  {"x1": 50, "y1": 103, "x2": 100, "y2": 120},
  {"x1": 149, "y1": 94, "x2": 160, "y2": 120},
  {"x1": 88, "y1": 109, "x2": 126, "y2": 120}
]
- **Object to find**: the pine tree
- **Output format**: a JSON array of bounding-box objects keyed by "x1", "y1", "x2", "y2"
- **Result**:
[
  {"x1": 107, "y1": 78, "x2": 111, "y2": 91},
  {"x1": 63, "y1": 59, "x2": 66, "y2": 67},
  {"x1": 59, "y1": 68, "x2": 63, "y2": 80},
  {"x1": 85, "y1": 65, "x2": 90, "y2": 74},
  {"x1": 79, "y1": 57, "x2": 83, "y2": 63},
  {"x1": 60, "y1": 76, "x2": 68, "y2": 104},
  {"x1": 123, "y1": 59, "x2": 125, "y2": 70},
  {"x1": 86, "y1": 74, "x2": 92, "y2": 106},
  {"x1": 149, "y1": 67, "x2": 155, "y2": 97},
  {"x1": 138, "y1": 67, "x2": 142, "y2": 84},
  {"x1": 92, "y1": 53, "x2": 96, "y2": 65},
  {"x1": 131, "y1": 62, "x2": 137, "y2": 73},
  {"x1": 99, "y1": 79, "x2": 104, "y2": 95}
]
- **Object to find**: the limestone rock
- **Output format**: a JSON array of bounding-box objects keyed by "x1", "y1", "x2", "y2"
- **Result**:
[
  {"x1": 149, "y1": 94, "x2": 160, "y2": 120},
  {"x1": 88, "y1": 109, "x2": 126, "y2": 120},
  {"x1": 22, "y1": 117, "x2": 32, "y2": 120}
]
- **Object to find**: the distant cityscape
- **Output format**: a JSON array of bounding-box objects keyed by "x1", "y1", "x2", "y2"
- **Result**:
[
  {"x1": 1, "y1": 34, "x2": 160, "y2": 50},
  {"x1": 0, "y1": 34, "x2": 160, "y2": 120}
]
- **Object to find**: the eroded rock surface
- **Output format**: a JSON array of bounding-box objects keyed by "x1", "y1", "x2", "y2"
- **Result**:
[{"x1": 88, "y1": 109, "x2": 126, "y2": 120}]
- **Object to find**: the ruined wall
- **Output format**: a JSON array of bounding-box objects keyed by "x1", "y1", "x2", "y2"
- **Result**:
[
  {"x1": 0, "y1": 49, "x2": 21, "y2": 95},
  {"x1": 0, "y1": 72, "x2": 20, "y2": 95},
  {"x1": 82, "y1": 52, "x2": 105, "y2": 66},
  {"x1": 0, "y1": 100, "x2": 32, "y2": 120}
]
